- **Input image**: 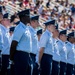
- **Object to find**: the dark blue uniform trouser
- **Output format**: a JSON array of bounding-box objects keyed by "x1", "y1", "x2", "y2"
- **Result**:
[
  {"x1": 7, "y1": 61, "x2": 15, "y2": 75},
  {"x1": 0, "y1": 57, "x2": 1, "y2": 74},
  {"x1": 1, "y1": 55, "x2": 9, "y2": 75},
  {"x1": 40, "y1": 53, "x2": 52, "y2": 75},
  {"x1": 14, "y1": 51, "x2": 31, "y2": 75},
  {"x1": 0, "y1": 51, "x2": 1, "y2": 71},
  {"x1": 60, "y1": 61, "x2": 67, "y2": 75},
  {"x1": 66, "y1": 63, "x2": 74, "y2": 75},
  {"x1": 73, "y1": 65, "x2": 75, "y2": 75},
  {"x1": 26, "y1": 55, "x2": 33, "y2": 75},
  {"x1": 30, "y1": 53, "x2": 39, "y2": 75},
  {"x1": 51, "y1": 60, "x2": 60, "y2": 75},
  {"x1": 0, "y1": 58, "x2": 1, "y2": 75}
]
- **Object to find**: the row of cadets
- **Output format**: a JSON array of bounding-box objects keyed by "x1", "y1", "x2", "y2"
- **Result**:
[
  {"x1": 52, "y1": 28, "x2": 75, "y2": 75},
  {"x1": 38, "y1": 20, "x2": 56, "y2": 75},
  {"x1": 51, "y1": 27, "x2": 67, "y2": 75},
  {"x1": 0, "y1": 13, "x2": 11, "y2": 75},
  {"x1": 10, "y1": 9, "x2": 32, "y2": 75},
  {"x1": 66, "y1": 32, "x2": 75, "y2": 75},
  {"x1": 52, "y1": 27, "x2": 68, "y2": 75},
  {"x1": 29, "y1": 15, "x2": 39, "y2": 75},
  {"x1": 38, "y1": 19, "x2": 69, "y2": 75},
  {"x1": 51, "y1": 25, "x2": 75, "y2": 75}
]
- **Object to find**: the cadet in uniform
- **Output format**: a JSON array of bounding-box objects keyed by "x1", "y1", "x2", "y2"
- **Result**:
[
  {"x1": 36, "y1": 29, "x2": 43, "y2": 74},
  {"x1": 10, "y1": 9, "x2": 32, "y2": 75},
  {"x1": 29, "y1": 15, "x2": 39, "y2": 75},
  {"x1": 0, "y1": 13, "x2": 10, "y2": 75},
  {"x1": 0, "y1": 13, "x2": 3, "y2": 73},
  {"x1": 59, "y1": 30, "x2": 67, "y2": 75},
  {"x1": 66, "y1": 32, "x2": 75, "y2": 75},
  {"x1": 0, "y1": 26, "x2": 2, "y2": 73},
  {"x1": 51, "y1": 26, "x2": 60, "y2": 75},
  {"x1": 9, "y1": 26, "x2": 15, "y2": 75},
  {"x1": 36, "y1": 29, "x2": 43, "y2": 62},
  {"x1": 39, "y1": 20, "x2": 56, "y2": 75}
]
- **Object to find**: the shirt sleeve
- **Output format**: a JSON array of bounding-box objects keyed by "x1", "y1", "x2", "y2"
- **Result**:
[
  {"x1": 12, "y1": 26, "x2": 24, "y2": 42},
  {"x1": 40, "y1": 33, "x2": 48, "y2": 48},
  {"x1": 0, "y1": 29, "x2": 3, "y2": 50}
]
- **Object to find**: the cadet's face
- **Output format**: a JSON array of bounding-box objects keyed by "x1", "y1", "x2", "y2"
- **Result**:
[
  {"x1": 23, "y1": 16, "x2": 30, "y2": 23},
  {"x1": 61, "y1": 34, "x2": 67, "y2": 41},
  {"x1": 2, "y1": 18, "x2": 10, "y2": 26},
  {"x1": 49, "y1": 24, "x2": 56, "y2": 32},
  {"x1": 31, "y1": 20, "x2": 39, "y2": 28},
  {"x1": 53, "y1": 29, "x2": 59, "y2": 37},
  {"x1": 34, "y1": 20, "x2": 39, "y2": 27},
  {"x1": 69, "y1": 37, "x2": 75, "y2": 43}
]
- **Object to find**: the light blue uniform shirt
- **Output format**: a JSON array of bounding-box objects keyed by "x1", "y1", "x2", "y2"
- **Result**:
[
  {"x1": 29, "y1": 26, "x2": 38, "y2": 54},
  {"x1": 40, "y1": 29, "x2": 53, "y2": 55},
  {"x1": 0, "y1": 24, "x2": 10, "y2": 55},
  {"x1": 74, "y1": 44, "x2": 75, "y2": 64},
  {"x1": 36, "y1": 41, "x2": 40, "y2": 63},
  {"x1": 53, "y1": 38, "x2": 60, "y2": 62},
  {"x1": 58, "y1": 40, "x2": 67, "y2": 63},
  {"x1": 13, "y1": 22, "x2": 32, "y2": 53},
  {"x1": 9, "y1": 34, "x2": 13, "y2": 44},
  {"x1": 0, "y1": 24, "x2": 3, "y2": 51},
  {"x1": 66, "y1": 42, "x2": 75, "y2": 65}
]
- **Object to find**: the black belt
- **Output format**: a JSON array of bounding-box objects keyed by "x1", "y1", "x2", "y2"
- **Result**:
[
  {"x1": 43, "y1": 53, "x2": 52, "y2": 58},
  {"x1": 60, "y1": 61, "x2": 67, "y2": 65},
  {"x1": 16, "y1": 50, "x2": 29, "y2": 55},
  {"x1": 0, "y1": 50, "x2": 1, "y2": 52},
  {"x1": 53, "y1": 60, "x2": 60, "y2": 64},
  {"x1": 2, "y1": 54, "x2": 10, "y2": 56},
  {"x1": 30, "y1": 53, "x2": 36, "y2": 57},
  {"x1": 67, "y1": 63, "x2": 74, "y2": 67}
]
